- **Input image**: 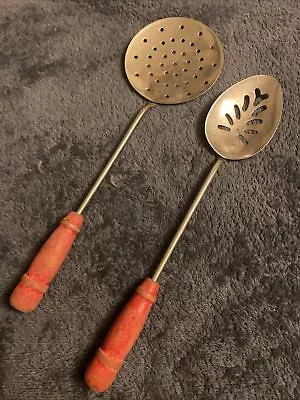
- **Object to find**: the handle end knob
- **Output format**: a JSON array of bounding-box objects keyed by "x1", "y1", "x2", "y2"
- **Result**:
[{"x1": 84, "y1": 348, "x2": 121, "y2": 392}]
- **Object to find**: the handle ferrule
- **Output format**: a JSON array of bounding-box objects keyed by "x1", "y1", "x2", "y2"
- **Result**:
[
  {"x1": 85, "y1": 278, "x2": 159, "y2": 392},
  {"x1": 9, "y1": 211, "x2": 83, "y2": 312}
]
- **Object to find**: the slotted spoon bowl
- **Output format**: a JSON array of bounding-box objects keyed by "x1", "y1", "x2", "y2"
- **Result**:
[
  {"x1": 10, "y1": 17, "x2": 224, "y2": 313},
  {"x1": 206, "y1": 74, "x2": 283, "y2": 160}
]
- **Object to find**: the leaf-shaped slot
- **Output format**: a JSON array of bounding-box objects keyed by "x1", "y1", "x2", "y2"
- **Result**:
[
  {"x1": 225, "y1": 113, "x2": 233, "y2": 125},
  {"x1": 242, "y1": 95, "x2": 250, "y2": 111},
  {"x1": 218, "y1": 125, "x2": 231, "y2": 132},
  {"x1": 252, "y1": 105, "x2": 267, "y2": 116},
  {"x1": 244, "y1": 129, "x2": 258, "y2": 135},
  {"x1": 253, "y1": 88, "x2": 269, "y2": 106},
  {"x1": 234, "y1": 105, "x2": 241, "y2": 120},
  {"x1": 238, "y1": 135, "x2": 248, "y2": 145},
  {"x1": 247, "y1": 119, "x2": 263, "y2": 126}
]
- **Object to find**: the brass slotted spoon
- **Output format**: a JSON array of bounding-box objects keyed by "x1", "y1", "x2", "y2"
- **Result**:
[
  {"x1": 10, "y1": 17, "x2": 224, "y2": 313},
  {"x1": 84, "y1": 75, "x2": 283, "y2": 392}
]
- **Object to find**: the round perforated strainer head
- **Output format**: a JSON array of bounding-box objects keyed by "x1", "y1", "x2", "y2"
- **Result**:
[
  {"x1": 125, "y1": 17, "x2": 224, "y2": 105},
  {"x1": 205, "y1": 75, "x2": 283, "y2": 160}
]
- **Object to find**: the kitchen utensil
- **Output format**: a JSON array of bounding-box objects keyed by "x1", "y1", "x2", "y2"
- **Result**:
[
  {"x1": 9, "y1": 17, "x2": 223, "y2": 313},
  {"x1": 84, "y1": 75, "x2": 283, "y2": 392}
]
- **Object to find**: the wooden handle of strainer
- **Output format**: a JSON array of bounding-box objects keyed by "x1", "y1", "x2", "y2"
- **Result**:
[
  {"x1": 84, "y1": 278, "x2": 160, "y2": 392},
  {"x1": 9, "y1": 211, "x2": 83, "y2": 312}
]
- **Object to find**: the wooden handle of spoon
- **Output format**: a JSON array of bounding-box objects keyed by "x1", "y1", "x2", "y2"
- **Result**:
[
  {"x1": 84, "y1": 278, "x2": 160, "y2": 392},
  {"x1": 9, "y1": 211, "x2": 84, "y2": 313}
]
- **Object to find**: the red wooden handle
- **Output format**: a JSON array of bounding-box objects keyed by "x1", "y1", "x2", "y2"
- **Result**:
[
  {"x1": 84, "y1": 278, "x2": 160, "y2": 392},
  {"x1": 9, "y1": 211, "x2": 84, "y2": 313}
]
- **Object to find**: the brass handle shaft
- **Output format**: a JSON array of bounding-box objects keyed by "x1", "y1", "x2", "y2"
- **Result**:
[
  {"x1": 77, "y1": 102, "x2": 155, "y2": 214},
  {"x1": 152, "y1": 157, "x2": 223, "y2": 282}
]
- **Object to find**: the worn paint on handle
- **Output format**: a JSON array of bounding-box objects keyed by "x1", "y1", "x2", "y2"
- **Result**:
[
  {"x1": 85, "y1": 278, "x2": 160, "y2": 392},
  {"x1": 9, "y1": 211, "x2": 83, "y2": 313}
]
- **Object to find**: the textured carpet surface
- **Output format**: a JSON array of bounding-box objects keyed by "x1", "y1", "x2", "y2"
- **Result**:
[{"x1": 0, "y1": 0, "x2": 299, "y2": 399}]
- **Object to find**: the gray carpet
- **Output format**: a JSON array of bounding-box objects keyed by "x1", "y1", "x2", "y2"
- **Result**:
[{"x1": 0, "y1": 0, "x2": 299, "y2": 399}]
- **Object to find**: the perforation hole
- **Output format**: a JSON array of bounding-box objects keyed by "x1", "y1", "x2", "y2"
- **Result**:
[
  {"x1": 204, "y1": 80, "x2": 208, "y2": 84},
  {"x1": 148, "y1": 55, "x2": 152, "y2": 59},
  {"x1": 149, "y1": 72, "x2": 153, "y2": 76},
  {"x1": 199, "y1": 66, "x2": 203, "y2": 71},
  {"x1": 163, "y1": 54, "x2": 167, "y2": 58},
  {"x1": 180, "y1": 25, "x2": 184, "y2": 29},
  {"x1": 172, "y1": 50, "x2": 176, "y2": 54},
  {"x1": 193, "y1": 74, "x2": 198, "y2": 79},
  {"x1": 160, "y1": 27, "x2": 164, "y2": 32},
  {"x1": 244, "y1": 129, "x2": 258, "y2": 135},
  {"x1": 153, "y1": 47, "x2": 157, "y2": 51},
  {"x1": 181, "y1": 38, "x2": 185, "y2": 43},
  {"x1": 134, "y1": 55, "x2": 138, "y2": 59},
  {"x1": 171, "y1": 38, "x2": 175, "y2": 42},
  {"x1": 210, "y1": 45, "x2": 214, "y2": 49},
  {"x1": 190, "y1": 42, "x2": 195, "y2": 46},
  {"x1": 198, "y1": 31, "x2": 203, "y2": 36},
  {"x1": 164, "y1": 71, "x2": 169, "y2": 75},
  {"x1": 239, "y1": 135, "x2": 248, "y2": 145},
  {"x1": 135, "y1": 73, "x2": 139, "y2": 77},
  {"x1": 185, "y1": 81, "x2": 189, "y2": 85},
  {"x1": 173, "y1": 62, "x2": 177, "y2": 66},
  {"x1": 146, "y1": 88, "x2": 150, "y2": 91},
  {"x1": 165, "y1": 94, "x2": 169, "y2": 98},
  {"x1": 175, "y1": 84, "x2": 179, "y2": 88},
  {"x1": 200, "y1": 57, "x2": 204, "y2": 61},
  {"x1": 213, "y1": 63, "x2": 217, "y2": 67},
  {"x1": 143, "y1": 38, "x2": 147, "y2": 43},
  {"x1": 196, "y1": 49, "x2": 201, "y2": 53},
  {"x1": 187, "y1": 92, "x2": 191, "y2": 96},
  {"x1": 146, "y1": 64, "x2": 151, "y2": 68},
  {"x1": 253, "y1": 88, "x2": 269, "y2": 106},
  {"x1": 164, "y1": 83, "x2": 169, "y2": 87},
  {"x1": 234, "y1": 105, "x2": 241, "y2": 120},
  {"x1": 160, "y1": 63, "x2": 164, "y2": 67},
  {"x1": 226, "y1": 113, "x2": 233, "y2": 125},
  {"x1": 252, "y1": 105, "x2": 267, "y2": 116},
  {"x1": 183, "y1": 68, "x2": 187, "y2": 72},
  {"x1": 242, "y1": 95, "x2": 250, "y2": 111},
  {"x1": 155, "y1": 79, "x2": 160, "y2": 83},
  {"x1": 161, "y1": 41, "x2": 165, "y2": 45},
  {"x1": 186, "y1": 60, "x2": 191, "y2": 64},
  {"x1": 246, "y1": 119, "x2": 263, "y2": 126},
  {"x1": 173, "y1": 73, "x2": 178, "y2": 77},
  {"x1": 218, "y1": 125, "x2": 231, "y2": 132}
]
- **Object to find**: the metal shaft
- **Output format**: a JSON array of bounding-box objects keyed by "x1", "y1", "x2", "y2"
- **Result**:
[
  {"x1": 77, "y1": 103, "x2": 155, "y2": 214},
  {"x1": 152, "y1": 157, "x2": 223, "y2": 282}
]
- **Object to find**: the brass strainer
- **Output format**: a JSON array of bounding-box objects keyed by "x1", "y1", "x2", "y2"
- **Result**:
[
  {"x1": 77, "y1": 17, "x2": 224, "y2": 214},
  {"x1": 125, "y1": 17, "x2": 224, "y2": 104},
  {"x1": 9, "y1": 17, "x2": 224, "y2": 314}
]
